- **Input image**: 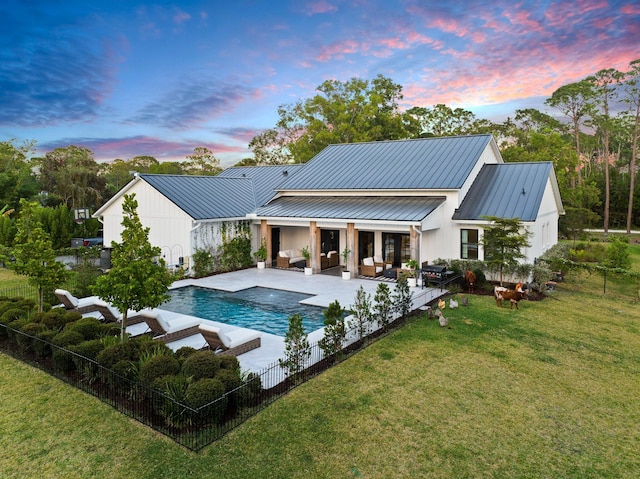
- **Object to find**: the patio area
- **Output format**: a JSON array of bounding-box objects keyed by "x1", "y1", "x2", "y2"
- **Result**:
[{"x1": 157, "y1": 267, "x2": 449, "y2": 379}]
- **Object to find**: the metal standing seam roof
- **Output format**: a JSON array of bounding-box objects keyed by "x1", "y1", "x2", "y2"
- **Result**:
[
  {"x1": 452, "y1": 162, "x2": 553, "y2": 222},
  {"x1": 217, "y1": 164, "x2": 304, "y2": 207},
  {"x1": 255, "y1": 196, "x2": 446, "y2": 222},
  {"x1": 139, "y1": 174, "x2": 257, "y2": 220},
  {"x1": 276, "y1": 134, "x2": 494, "y2": 191}
]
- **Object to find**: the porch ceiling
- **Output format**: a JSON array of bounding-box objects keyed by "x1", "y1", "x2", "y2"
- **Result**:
[{"x1": 255, "y1": 196, "x2": 445, "y2": 222}]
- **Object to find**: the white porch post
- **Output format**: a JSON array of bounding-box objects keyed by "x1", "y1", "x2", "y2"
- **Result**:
[
  {"x1": 309, "y1": 221, "x2": 320, "y2": 272},
  {"x1": 260, "y1": 220, "x2": 271, "y2": 267},
  {"x1": 347, "y1": 223, "x2": 357, "y2": 278}
]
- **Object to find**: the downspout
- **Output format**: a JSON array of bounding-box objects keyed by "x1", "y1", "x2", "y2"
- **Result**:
[
  {"x1": 411, "y1": 224, "x2": 423, "y2": 264},
  {"x1": 189, "y1": 221, "x2": 203, "y2": 273}
]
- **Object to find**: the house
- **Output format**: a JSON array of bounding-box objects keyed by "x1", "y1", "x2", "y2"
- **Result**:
[
  {"x1": 94, "y1": 135, "x2": 564, "y2": 276},
  {"x1": 93, "y1": 165, "x2": 300, "y2": 269}
]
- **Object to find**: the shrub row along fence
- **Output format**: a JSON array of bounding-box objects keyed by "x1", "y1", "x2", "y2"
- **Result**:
[{"x1": 0, "y1": 309, "x2": 412, "y2": 452}]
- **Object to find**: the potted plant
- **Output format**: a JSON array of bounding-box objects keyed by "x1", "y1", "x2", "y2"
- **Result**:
[
  {"x1": 405, "y1": 259, "x2": 419, "y2": 287},
  {"x1": 341, "y1": 247, "x2": 351, "y2": 280},
  {"x1": 302, "y1": 246, "x2": 312, "y2": 275},
  {"x1": 253, "y1": 238, "x2": 267, "y2": 269}
]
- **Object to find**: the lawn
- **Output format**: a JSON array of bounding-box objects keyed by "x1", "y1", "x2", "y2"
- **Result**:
[{"x1": 1, "y1": 263, "x2": 639, "y2": 478}]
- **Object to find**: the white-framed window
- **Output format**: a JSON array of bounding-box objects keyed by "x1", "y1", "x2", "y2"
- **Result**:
[{"x1": 461, "y1": 229, "x2": 479, "y2": 259}]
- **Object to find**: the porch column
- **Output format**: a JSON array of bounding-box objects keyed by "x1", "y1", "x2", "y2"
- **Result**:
[
  {"x1": 347, "y1": 222, "x2": 357, "y2": 278},
  {"x1": 410, "y1": 226, "x2": 420, "y2": 263},
  {"x1": 260, "y1": 220, "x2": 271, "y2": 267},
  {"x1": 309, "y1": 221, "x2": 320, "y2": 272}
]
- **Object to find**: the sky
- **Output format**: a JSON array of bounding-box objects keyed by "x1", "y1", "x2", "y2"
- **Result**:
[{"x1": 1, "y1": 1, "x2": 639, "y2": 167}]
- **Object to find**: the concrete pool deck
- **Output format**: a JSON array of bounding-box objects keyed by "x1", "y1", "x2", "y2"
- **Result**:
[{"x1": 151, "y1": 267, "x2": 448, "y2": 380}]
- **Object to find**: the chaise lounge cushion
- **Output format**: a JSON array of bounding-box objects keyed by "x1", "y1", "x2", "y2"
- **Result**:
[{"x1": 141, "y1": 309, "x2": 202, "y2": 335}]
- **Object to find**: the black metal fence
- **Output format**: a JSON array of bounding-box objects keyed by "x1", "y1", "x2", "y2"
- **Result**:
[{"x1": 0, "y1": 313, "x2": 407, "y2": 451}]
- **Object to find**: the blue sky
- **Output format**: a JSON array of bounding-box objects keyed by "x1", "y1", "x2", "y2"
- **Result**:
[{"x1": 1, "y1": 0, "x2": 639, "y2": 166}]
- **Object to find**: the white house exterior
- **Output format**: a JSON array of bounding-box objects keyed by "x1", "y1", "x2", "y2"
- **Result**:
[{"x1": 94, "y1": 135, "x2": 564, "y2": 277}]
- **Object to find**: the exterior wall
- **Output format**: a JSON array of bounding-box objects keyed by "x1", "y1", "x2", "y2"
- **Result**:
[
  {"x1": 526, "y1": 180, "x2": 560, "y2": 262},
  {"x1": 99, "y1": 179, "x2": 193, "y2": 268}
]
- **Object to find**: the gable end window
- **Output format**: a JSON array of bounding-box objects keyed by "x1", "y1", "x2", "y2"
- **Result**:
[{"x1": 461, "y1": 229, "x2": 478, "y2": 259}]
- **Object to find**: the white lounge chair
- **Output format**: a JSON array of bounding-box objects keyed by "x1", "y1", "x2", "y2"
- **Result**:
[
  {"x1": 54, "y1": 289, "x2": 100, "y2": 314},
  {"x1": 198, "y1": 323, "x2": 261, "y2": 356},
  {"x1": 93, "y1": 299, "x2": 144, "y2": 325},
  {"x1": 141, "y1": 309, "x2": 202, "y2": 343}
]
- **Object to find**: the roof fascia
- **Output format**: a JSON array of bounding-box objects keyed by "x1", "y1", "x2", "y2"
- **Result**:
[{"x1": 92, "y1": 174, "x2": 141, "y2": 218}]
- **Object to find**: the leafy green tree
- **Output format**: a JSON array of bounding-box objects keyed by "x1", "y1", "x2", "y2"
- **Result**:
[
  {"x1": 11, "y1": 199, "x2": 66, "y2": 311},
  {"x1": 373, "y1": 282, "x2": 393, "y2": 331},
  {"x1": 279, "y1": 313, "x2": 310, "y2": 378},
  {"x1": 622, "y1": 59, "x2": 640, "y2": 233},
  {"x1": 250, "y1": 75, "x2": 419, "y2": 163},
  {"x1": 545, "y1": 80, "x2": 596, "y2": 186},
  {"x1": 318, "y1": 300, "x2": 346, "y2": 362},
  {"x1": 184, "y1": 147, "x2": 221, "y2": 176},
  {"x1": 35, "y1": 145, "x2": 106, "y2": 210},
  {"x1": 481, "y1": 217, "x2": 532, "y2": 285},
  {"x1": 406, "y1": 104, "x2": 495, "y2": 137},
  {"x1": 392, "y1": 275, "x2": 412, "y2": 319},
  {"x1": 349, "y1": 285, "x2": 372, "y2": 341},
  {"x1": 0, "y1": 140, "x2": 40, "y2": 210},
  {"x1": 586, "y1": 68, "x2": 625, "y2": 233},
  {"x1": 604, "y1": 235, "x2": 631, "y2": 269},
  {"x1": 92, "y1": 193, "x2": 173, "y2": 342}
]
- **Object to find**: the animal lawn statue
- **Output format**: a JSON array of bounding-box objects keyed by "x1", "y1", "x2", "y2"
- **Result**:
[
  {"x1": 435, "y1": 308, "x2": 448, "y2": 327},
  {"x1": 494, "y1": 283, "x2": 527, "y2": 310},
  {"x1": 465, "y1": 269, "x2": 476, "y2": 293}
]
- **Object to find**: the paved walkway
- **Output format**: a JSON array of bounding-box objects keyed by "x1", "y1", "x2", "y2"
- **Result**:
[{"x1": 152, "y1": 267, "x2": 448, "y2": 382}]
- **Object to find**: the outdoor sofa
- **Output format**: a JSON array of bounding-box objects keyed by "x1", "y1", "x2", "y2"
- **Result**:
[{"x1": 276, "y1": 249, "x2": 306, "y2": 268}]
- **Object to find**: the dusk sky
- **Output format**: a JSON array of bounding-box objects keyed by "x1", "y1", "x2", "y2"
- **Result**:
[{"x1": 1, "y1": 1, "x2": 639, "y2": 167}]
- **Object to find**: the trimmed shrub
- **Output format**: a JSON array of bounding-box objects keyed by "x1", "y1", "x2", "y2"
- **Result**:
[
  {"x1": 70, "y1": 339, "x2": 105, "y2": 379},
  {"x1": 38, "y1": 308, "x2": 82, "y2": 331},
  {"x1": 216, "y1": 368, "x2": 242, "y2": 392},
  {"x1": 52, "y1": 329, "x2": 85, "y2": 348},
  {"x1": 70, "y1": 339, "x2": 105, "y2": 361},
  {"x1": 218, "y1": 355, "x2": 240, "y2": 372},
  {"x1": 15, "y1": 322, "x2": 48, "y2": 352},
  {"x1": 175, "y1": 346, "x2": 198, "y2": 362},
  {"x1": 182, "y1": 350, "x2": 221, "y2": 381},
  {"x1": 0, "y1": 307, "x2": 28, "y2": 325},
  {"x1": 154, "y1": 374, "x2": 192, "y2": 428},
  {"x1": 67, "y1": 317, "x2": 103, "y2": 340},
  {"x1": 6, "y1": 317, "x2": 30, "y2": 340},
  {"x1": 34, "y1": 329, "x2": 57, "y2": 357},
  {"x1": 139, "y1": 355, "x2": 181, "y2": 386},
  {"x1": 96, "y1": 342, "x2": 138, "y2": 369},
  {"x1": 186, "y1": 378, "x2": 228, "y2": 424}
]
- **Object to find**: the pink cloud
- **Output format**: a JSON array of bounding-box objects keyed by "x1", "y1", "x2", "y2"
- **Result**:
[
  {"x1": 305, "y1": 1, "x2": 338, "y2": 15},
  {"x1": 173, "y1": 10, "x2": 191, "y2": 24},
  {"x1": 316, "y1": 39, "x2": 360, "y2": 61}
]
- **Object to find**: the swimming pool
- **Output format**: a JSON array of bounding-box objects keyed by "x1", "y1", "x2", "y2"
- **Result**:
[{"x1": 162, "y1": 286, "x2": 326, "y2": 336}]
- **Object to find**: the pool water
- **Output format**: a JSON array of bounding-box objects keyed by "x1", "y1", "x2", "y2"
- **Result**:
[{"x1": 162, "y1": 286, "x2": 326, "y2": 336}]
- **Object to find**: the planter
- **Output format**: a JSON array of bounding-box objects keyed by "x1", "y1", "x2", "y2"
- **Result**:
[
  {"x1": 256, "y1": 261, "x2": 266, "y2": 269},
  {"x1": 304, "y1": 267, "x2": 313, "y2": 276},
  {"x1": 342, "y1": 271, "x2": 351, "y2": 280},
  {"x1": 408, "y1": 277, "x2": 417, "y2": 288}
]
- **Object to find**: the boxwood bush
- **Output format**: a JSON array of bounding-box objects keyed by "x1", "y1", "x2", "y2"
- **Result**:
[{"x1": 182, "y1": 350, "x2": 221, "y2": 381}]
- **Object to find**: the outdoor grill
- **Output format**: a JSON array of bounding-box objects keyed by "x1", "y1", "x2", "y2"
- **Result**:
[{"x1": 421, "y1": 264, "x2": 455, "y2": 288}]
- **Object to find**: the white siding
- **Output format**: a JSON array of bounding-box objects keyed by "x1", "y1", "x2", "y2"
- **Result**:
[{"x1": 99, "y1": 179, "x2": 194, "y2": 267}]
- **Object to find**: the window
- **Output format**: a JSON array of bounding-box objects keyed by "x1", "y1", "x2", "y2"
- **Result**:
[{"x1": 461, "y1": 229, "x2": 478, "y2": 259}]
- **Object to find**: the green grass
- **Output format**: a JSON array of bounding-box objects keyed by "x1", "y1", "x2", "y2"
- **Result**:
[{"x1": 1, "y1": 269, "x2": 639, "y2": 478}]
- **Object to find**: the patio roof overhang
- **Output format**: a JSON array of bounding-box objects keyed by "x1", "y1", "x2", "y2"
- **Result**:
[{"x1": 254, "y1": 196, "x2": 445, "y2": 225}]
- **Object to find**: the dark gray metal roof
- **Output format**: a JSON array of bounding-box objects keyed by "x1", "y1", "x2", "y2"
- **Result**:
[
  {"x1": 139, "y1": 174, "x2": 256, "y2": 220},
  {"x1": 255, "y1": 196, "x2": 445, "y2": 222},
  {"x1": 277, "y1": 134, "x2": 494, "y2": 191},
  {"x1": 217, "y1": 164, "x2": 303, "y2": 206},
  {"x1": 452, "y1": 162, "x2": 553, "y2": 222}
]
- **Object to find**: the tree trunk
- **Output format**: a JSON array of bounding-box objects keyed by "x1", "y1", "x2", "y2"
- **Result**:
[{"x1": 627, "y1": 105, "x2": 639, "y2": 234}]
